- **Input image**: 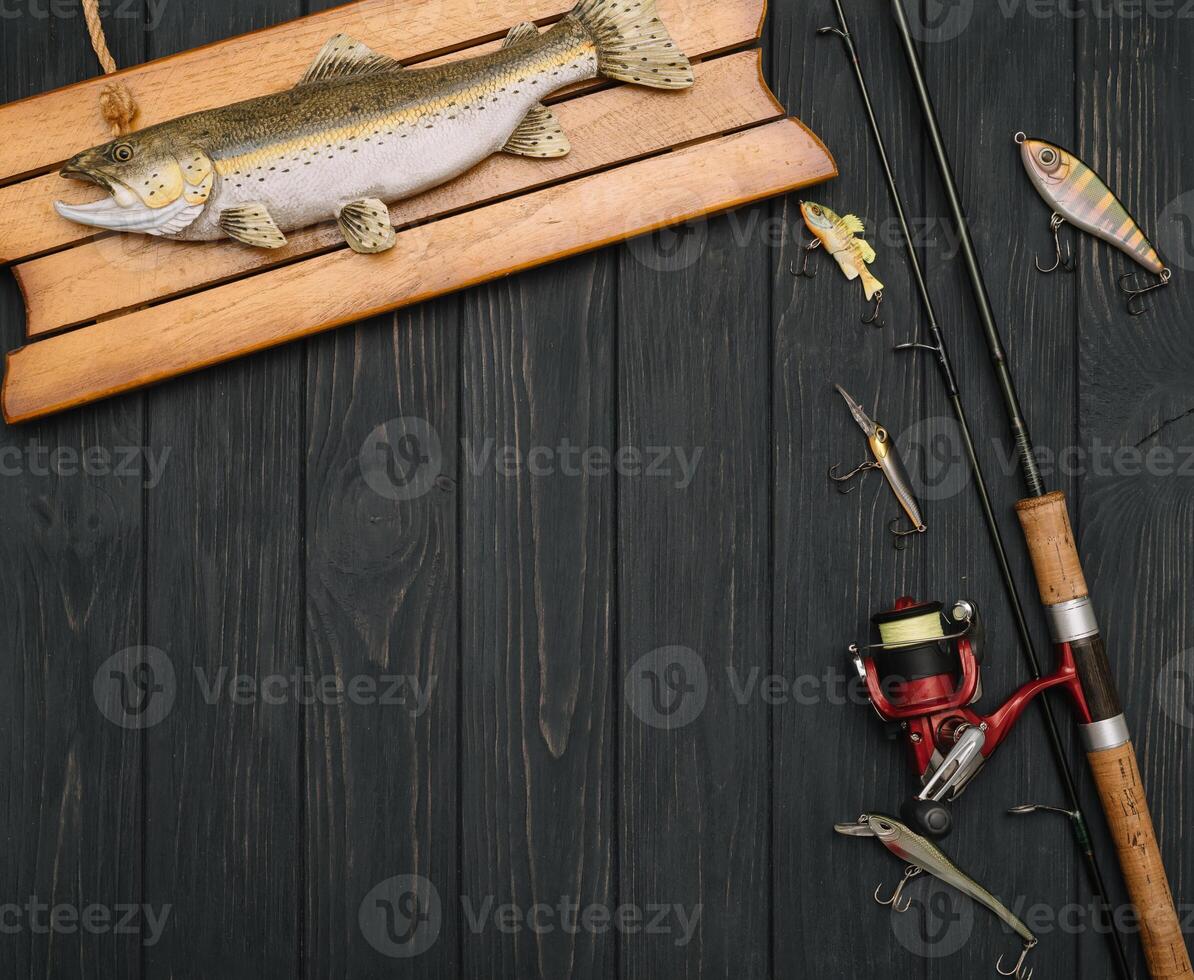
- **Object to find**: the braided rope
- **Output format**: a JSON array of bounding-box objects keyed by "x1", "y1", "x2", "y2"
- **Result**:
[{"x1": 80, "y1": 0, "x2": 138, "y2": 135}]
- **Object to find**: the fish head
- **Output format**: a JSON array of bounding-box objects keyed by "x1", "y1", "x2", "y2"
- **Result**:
[
  {"x1": 834, "y1": 813, "x2": 903, "y2": 841},
  {"x1": 800, "y1": 200, "x2": 838, "y2": 234},
  {"x1": 1021, "y1": 137, "x2": 1073, "y2": 188},
  {"x1": 55, "y1": 130, "x2": 215, "y2": 237}
]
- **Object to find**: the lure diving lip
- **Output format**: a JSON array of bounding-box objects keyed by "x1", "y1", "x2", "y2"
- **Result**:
[{"x1": 835, "y1": 813, "x2": 1038, "y2": 979}]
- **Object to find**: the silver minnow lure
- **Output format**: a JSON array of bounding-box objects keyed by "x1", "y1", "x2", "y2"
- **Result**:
[
  {"x1": 831, "y1": 384, "x2": 926, "y2": 541},
  {"x1": 836, "y1": 813, "x2": 1038, "y2": 979},
  {"x1": 54, "y1": 0, "x2": 693, "y2": 254}
]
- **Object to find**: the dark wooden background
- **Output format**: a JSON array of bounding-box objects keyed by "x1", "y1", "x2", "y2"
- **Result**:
[{"x1": 2, "y1": 0, "x2": 1192, "y2": 977}]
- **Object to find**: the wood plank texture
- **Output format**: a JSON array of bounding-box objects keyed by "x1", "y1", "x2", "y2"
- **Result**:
[
  {"x1": 2, "y1": 119, "x2": 836, "y2": 422},
  {"x1": 0, "y1": 6, "x2": 145, "y2": 980},
  {"x1": 1077, "y1": 12, "x2": 1194, "y2": 979},
  {"x1": 17, "y1": 51, "x2": 782, "y2": 335},
  {"x1": 459, "y1": 257, "x2": 615, "y2": 978},
  {"x1": 0, "y1": 0, "x2": 762, "y2": 187},
  {"x1": 0, "y1": 0, "x2": 763, "y2": 268},
  {"x1": 3, "y1": 0, "x2": 1192, "y2": 977}
]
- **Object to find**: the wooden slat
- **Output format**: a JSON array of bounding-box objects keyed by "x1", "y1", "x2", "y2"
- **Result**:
[
  {"x1": 0, "y1": 0, "x2": 761, "y2": 188},
  {"x1": 0, "y1": 0, "x2": 758, "y2": 267},
  {"x1": 2, "y1": 119, "x2": 835, "y2": 423},
  {"x1": 18, "y1": 52, "x2": 780, "y2": 337}
]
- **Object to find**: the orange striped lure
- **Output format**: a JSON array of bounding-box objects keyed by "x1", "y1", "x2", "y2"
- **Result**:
[{"x1": 1016, "y1": 132, "x2": 1172, "y2": 315}]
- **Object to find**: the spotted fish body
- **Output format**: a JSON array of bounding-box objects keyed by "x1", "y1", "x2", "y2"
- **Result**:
[
  {"x1": 54, "y1": 0, "x2": 693, "y2": 254},
  {"x1": 1020, "y1": 135, "x2": 1165, "y2": 275},
  {"x1": 800, "y1": 200, "x2": 884, "y2": 301}
]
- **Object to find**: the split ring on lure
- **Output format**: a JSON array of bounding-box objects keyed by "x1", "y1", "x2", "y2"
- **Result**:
[{"x1": 1015, "y1": 132, "x2": 1172, "y2": 316}]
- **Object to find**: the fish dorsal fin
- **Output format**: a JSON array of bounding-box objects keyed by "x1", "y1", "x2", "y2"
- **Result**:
[
  {"x1": 838, "y1": 213, "x2": 866, "y2": 235},
  {"x1": 857, "y1": 239, "x2": 876, "y2": 264},
  {"x1": 502, "y1": 22, "x2": 541, "y2": 47},
  {"x1": 298, "y1": 34, "x2": 405, "y2": 85},
  {"x1": 503, "y1": 103, "x2": 571, "y2": 158}
]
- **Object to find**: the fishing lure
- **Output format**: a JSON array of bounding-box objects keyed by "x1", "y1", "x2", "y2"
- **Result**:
[
  {"x1": 835, "y1": 813, "x2": 1038, "y2": 980},
  {"x1": 830, "y1": 384, "x2": 926, "y2": 546},
  {"x1": 54, "y1": 0, "x2": 693, "y2": 254},
  {"x1": 794, "y1": 201, "x2": 886, "y2": 326},
  {"x1": 1016, "y1": 132, "x2": 1171, "y2": 315}
]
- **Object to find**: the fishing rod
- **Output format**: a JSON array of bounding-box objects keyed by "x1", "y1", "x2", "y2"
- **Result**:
[
  {"x1": 813, "y1": 2, "x2": 1132, "y2": 976},
  {"x1": 883, "y1": 0, "x2": 1192, "y2": 976}
]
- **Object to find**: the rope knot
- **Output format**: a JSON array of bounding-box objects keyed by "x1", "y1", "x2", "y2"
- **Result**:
[{"x1": 98, "y1": 81, "x2": 138, "y2": 136}]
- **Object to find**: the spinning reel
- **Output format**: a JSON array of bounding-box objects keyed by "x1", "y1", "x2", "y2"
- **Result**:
[{"x1": 850, "y1": 598, "x2": 1091, "y2": 840}]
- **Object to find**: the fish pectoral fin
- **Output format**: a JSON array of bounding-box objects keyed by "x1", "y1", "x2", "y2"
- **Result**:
[
  {"x1": 219, "y1": 203, "x2": 288, "y2": 249},
  {"x1": 338, "y1": 198, "x2": 396, "y2": 254},
  {"x1": 502, "y1": 22, "x2": 541, "y2": 47},
  {"x1": 839, "y1": 213, "x2": 866, "y2": 235},
  {"x1": 503, "y1": 104, "x2": 571, "y2": 159},
  {"x1": 298, "y1": 33, "x2": 405, "y2": 85}
]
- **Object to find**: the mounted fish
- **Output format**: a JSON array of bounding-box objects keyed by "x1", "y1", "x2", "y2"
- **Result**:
[
  {"x1": 835, "y1": 813, "x2": 1038, "y2": 980},
  {"x1": 1016, "y1": 132, "x2": 1172, "y2": 315},
  {"x1": 794, "y1": 200, "x2": 886, "y2": 326},
  {"x1": 53, "y1": 0, "x2": 694, "y2": 254},
  {"x1": 830, "y1": 384, "x2": 926, "y2": 547}
]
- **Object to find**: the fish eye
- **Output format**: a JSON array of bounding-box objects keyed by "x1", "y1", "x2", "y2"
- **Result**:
[
  {"x1": 1038, "y1": 147, "x2": 1058, "y2": 167},
  {"x1": 112, "y1": 143, "x2": 134, "y2": 163}
]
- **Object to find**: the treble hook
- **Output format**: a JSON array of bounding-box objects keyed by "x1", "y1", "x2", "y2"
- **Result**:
[
  {"x1": 861, "y1": 289, "x2": 885, "y2": 328},
  {"x1": 828, "y1": 459, "x2": 879, "y2": 493},
  {"x1": 873, "y1": 865, "x2": 922, "y2": 913},
  {"x1": 791, "y1": 238, "x2": 822, "y2": 279},
  {"x1": 996, "y1": 939, "x2": 1037, "y2": 980},
  {"x1": 1119, "y1": 267, "x2": 1172, "y2": 317},
  {"x1": 1035, "y1": 214, "x2": 1075, "y2": 274},
  {"x1": 890, "y1": 517, "x2": 928, "y2": 551}
]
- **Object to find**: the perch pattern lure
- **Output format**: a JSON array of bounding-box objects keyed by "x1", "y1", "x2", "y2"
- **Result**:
[
  {"x1": 54, "y1": 0, "x2": 693, "y2": 254},
  {"x1": 1017, "y1": 133, "x2": 1171, "y2": 313},
  {"x1": 797, "y1": 201, "x2": 885, "y2": 325},
  {"x1": 835, "y1": 813, "x2": 1038, "y2": 979}
]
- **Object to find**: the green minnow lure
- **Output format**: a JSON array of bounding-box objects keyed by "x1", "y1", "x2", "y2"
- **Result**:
[
  {"x1": 836, "y1": 813, "x2": 1038, "y2": 979},
  {"x1": 54, "y1": 0, "x2": 693, "y2": 254},
  {"x1": 830, "y1": 384, "x2": 926, "y2": 547},
  {"x1": 1017, "y1": 132, "x2": 1171, "y2": 313}
]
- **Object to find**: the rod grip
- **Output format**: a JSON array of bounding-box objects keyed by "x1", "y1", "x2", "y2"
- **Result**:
[
  {"x1": 1016, "y1": 490, "x2": 1089, "y2": 603},
  {"x1": 1088, "y1": 740, "x2": 1193, "y2": 978}
]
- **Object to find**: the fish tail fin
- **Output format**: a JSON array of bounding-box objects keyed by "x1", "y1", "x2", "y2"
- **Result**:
[
  {"x1": 860, "y1": 266, "x2": 884, "y2": 301},
  {"x1": 569, "y1": 0, "x2": 694, "y2": 89}
]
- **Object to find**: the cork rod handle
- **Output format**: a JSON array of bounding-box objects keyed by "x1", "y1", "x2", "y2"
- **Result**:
[{"x1": 1017, "y1": 491, "x2": 1192, "y2": 979}]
